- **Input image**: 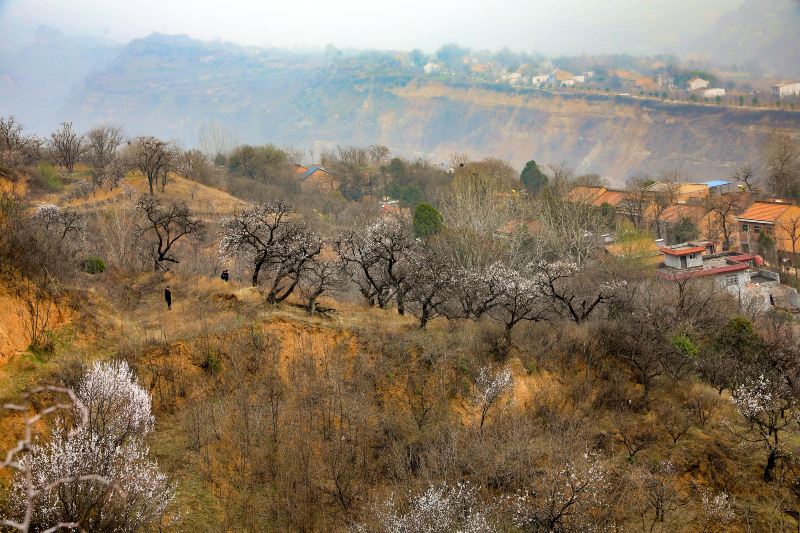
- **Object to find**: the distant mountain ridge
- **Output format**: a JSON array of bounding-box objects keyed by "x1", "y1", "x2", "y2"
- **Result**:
[
  {"x1": 684, "y1": 0, "x2": 800, "y2": 77},
  {"x1": 1, "y1": 29, "x2": 799, "y2": 182}
]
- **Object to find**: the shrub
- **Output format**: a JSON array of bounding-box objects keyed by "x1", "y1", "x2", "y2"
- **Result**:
[
  {"x1": 31, "y1": 161, "x2": 63, "y2": 191},
  {"x1": 83, "y1": 255, "x2": 106, "y2": 274},
  {"x1": 413, "y1": 203, "x2": 444, "y2": 238},
  {"x1": 672, "y1": 332, "x2": 698, "y2": 359}
]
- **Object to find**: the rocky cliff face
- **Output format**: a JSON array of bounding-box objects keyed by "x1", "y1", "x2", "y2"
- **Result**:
[
  {"x1": 70, "y1": 75, "x2": 800, "y2": 184},
  {"x1": 371, "y1": 84, "x2": 800, "y2": 183}
]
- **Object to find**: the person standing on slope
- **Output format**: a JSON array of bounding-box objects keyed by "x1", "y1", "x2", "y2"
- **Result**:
[{"x1": 164, "y1": 286, "x2": 172, "y2": 310}]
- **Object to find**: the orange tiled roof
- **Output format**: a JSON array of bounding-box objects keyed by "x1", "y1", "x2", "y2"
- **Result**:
[
  {"x1": 659, "y1": 204, "x2": 706, "y2": 224},
  {"x1": 737, "y1": 202, "x2": 793, "y2": 223},
  {"x1": 567, "y1": 186, "x2": 606, "y2": 203},
  {"x1": 660, "y1": 246, "x2": 706, "y2": 256},
  {"x1": 594, "y1": 190, "x2": 627, "y2": 207}
]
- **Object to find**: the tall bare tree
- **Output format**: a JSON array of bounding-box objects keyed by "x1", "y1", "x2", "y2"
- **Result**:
[
  {"x1": 49, "y1": 122, "x2": 84, "y2": 174},
  {"x1": 764, "y1": 131, "x2": 800, "y2": 198},
  {"x1": 135, "y1": 195, "x2": 205, "y2": 270},
  {"x1": 732, "y1": 163, "x2": 759, "y2": 193},
  {"x1": 780, "y1": 212, "x2": 800, "y2": 281},
  {"x1": 706, "y1": 193, "x2": 744, "y2": 251},
  {"x1": 0, "y1": 116, "x2": 41, "y2": 178},
  {"x1": 132, "y1": 136, "x2": 174, "y2": 195}
]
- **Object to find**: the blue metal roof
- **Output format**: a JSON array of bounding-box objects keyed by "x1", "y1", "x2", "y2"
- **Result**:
[
  {"x1": 302, "y1": 166, "x2": 323, "y2": 179},
  {"x1": 703, "y1": 180, "x2": 730, "y2": 187}
]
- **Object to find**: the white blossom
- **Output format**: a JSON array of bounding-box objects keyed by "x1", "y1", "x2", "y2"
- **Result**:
[
  {"x1": 8, "y1": 361, "x2": 173, "y2": 532},
  {"x1": 356, "y1": 482, "x2": 496, "y2": 533}
]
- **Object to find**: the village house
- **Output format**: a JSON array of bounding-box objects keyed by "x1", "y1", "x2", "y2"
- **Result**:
[
  {"x1": 423, "y1": 62, "x2": 441, "y2": 74},
  {"x1": 647, "y1": 182, "x2": 709, "y2": 202},
  {"x1": 572, "y1": 75, "x2": 586, "y2": 84},
  {"x1": 530, "y1": 74, "x2": 549, "y2": 86},
  {"x1": 703, "y1": 180, "x2": 736, "y2": 195},
  {"x1": 736, "y1": 201, "x2": 800, "y2": 263},
  {"x1": 686, "y1": 77, "x2": 710, "y2": 91},
  {"x1": 293, "y1": 164, "x2": 339, "y2": 194},
  {"x1": 702, "y1": 88, "x2": 725, "y2": 99},
  {"x1": 566, "y1": 186, "x2": 628, "y2": 208},
  {"x1": 772, "y1": 81, "x2": 800, "y2": 99},
  {"x1": 656, "y1": 72, "x2": 675, "y2": 89},
  {"x1": 656, "y1": 204, "x2": 716, "y2": 246},
  {"x1": 549, "y1": 68, "x2": 574, "y2": 85},
  {"x1": 658, "y1": 242, "x2": 798, "y2": 311}
]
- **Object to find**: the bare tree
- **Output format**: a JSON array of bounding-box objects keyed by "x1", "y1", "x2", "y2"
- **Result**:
[
  {"x1": 764, "y1": 131, "x2": 800, "y2": 198},
  {"x1": 132, "y1": 136, "x2": 175, "y2": 195},
  {"x1": 405, "y1": 245, "x2": 454, "y2": 328},
  {"x1": 651, "y1": 173, "x2": 684, "y2": 240},
  {"x1": 85, "y1": 126, "x2": 123, "y2": 170},
  {"x1": 299, "y1": 255, "x2": 344, "y2": 315},
  {"x1": 706, "y1": 193, "x2": 744, "y2": 251},
  {"x1": 135, "y1": 195, "x2": 205, "y2": 270},
  {"x1": 33, "y1": 203, "x2": 84, "y2": 240},
  {"x1": 779, "y1": 211, "x2": 800, "y2": 280},
  {"x1": 732, "y1": 163, "x2": 759, "y2": 193},
  {"x1": 533, "y1": 260, "x2": 624, "y2": 323},
  {"x1": 619, "y1": 176, "x2": 653, "y2": 230},
  {"x1": 49, "y1": 122, "x2": 84, "y2": 174},
  {"x1": 0, "y1": 115, "x2": 41, "y2": 178},
  {"x1": 85, "y1": 126, "x2": 124, "y2": 187}
]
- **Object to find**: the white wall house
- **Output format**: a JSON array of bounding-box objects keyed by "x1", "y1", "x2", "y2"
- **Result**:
[
  {"x1": 772, "y1": 82, "x2": 800, "y2": 98},
  {"x1": 423, "y1": 62, "x2": 441, "y2": 74},
  {"x1": 703, "y1": 88, "x2": 726, "y2": 98},
  {"x1": 687, "y1": 77, "x2": 710, "y2": 91},
  {"x1": 530, "y1": 75, "x2": 549, "y2": 85}
]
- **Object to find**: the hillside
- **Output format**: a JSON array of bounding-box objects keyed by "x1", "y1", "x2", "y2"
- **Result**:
[{"x1": 1, "y1": 31, "x2": 799, "y2": 182}]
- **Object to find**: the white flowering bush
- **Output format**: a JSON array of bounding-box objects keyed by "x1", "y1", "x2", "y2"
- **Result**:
[
  {"x1": 699, "y1": 490, "x2": 735, "y2": 529},
  {"x1": 511, "y1": 452, "x2": 611, "y2": 532},
  {"x1": 78, "y1": 360, "x2": 154, "y2": 445},
  {"x1": 729, "y1": 373, "x2": 798, "y2": 481},
  {"x1": 472, "y1": 366, "x2": 513, "y2": 430},
  {"x1": 356, "y1": 482, "x2": 496, "y2": 533},
  {"x1": 8, "y1": 361, "x2": 174, "y2": 532}
]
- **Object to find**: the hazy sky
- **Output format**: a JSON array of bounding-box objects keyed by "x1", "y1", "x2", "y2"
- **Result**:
[{"x1": 1, "y1": 0, "x2": 744, "y2": 54}]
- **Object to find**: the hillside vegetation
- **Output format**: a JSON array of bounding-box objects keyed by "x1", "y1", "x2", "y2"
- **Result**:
[{"x1": 4, "y1": 115, "x2": 800, "y2": 532}]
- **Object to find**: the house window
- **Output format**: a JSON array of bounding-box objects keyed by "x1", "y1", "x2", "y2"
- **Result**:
[
  {"x1": 724, "y1": 273, "x2": 738, "y2": 287},
  {"x1": 688, "y1": 253, "x2": 696, "y2": 260},
  {"x1": 754, "y1": 226, "x2": 761, "y2": 234},
  {"x1": 767, "y1": 227, "x2": 773, "y2": 235},
  {"x1": 742, "y1": 224, "x2": 749, "y2": 232}
]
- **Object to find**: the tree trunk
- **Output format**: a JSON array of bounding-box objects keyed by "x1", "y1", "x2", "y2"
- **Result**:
[
  {"x1": 764, "y1": 448, "x2": 778, "y2": 482},
  {"x1": 252, "y1": 259, "x2": 265, "y2": 287}
]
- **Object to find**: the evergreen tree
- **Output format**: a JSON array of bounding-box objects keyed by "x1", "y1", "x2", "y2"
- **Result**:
[
  {"x1": 520, "y1": 160, "x2": 548, "y2": 193},
  {"x1": 413, "y1": 203, "x2": 444, "y2": 238}
]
